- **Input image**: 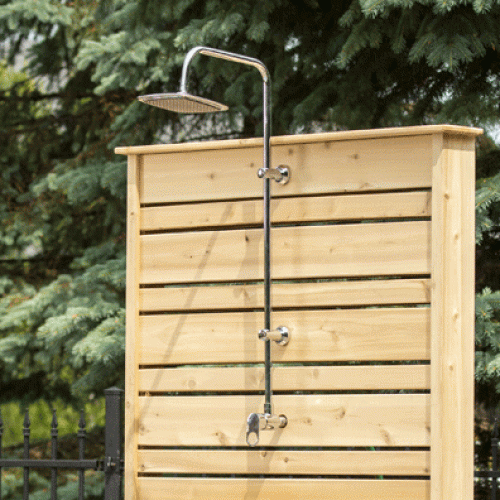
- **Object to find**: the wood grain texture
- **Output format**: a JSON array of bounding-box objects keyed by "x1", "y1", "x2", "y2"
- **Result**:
[
  {"x1": 137, "y1": 394, "x2": 430, "y2": 447},
  {"x1": 116, "y1": 125, "x2": 482, "y2": 156},
  {"x1": 125, "y1": 155, "x2": 141, "y2": 500},
  {"x1": 138, "y1": 477, "x2": 430, "y2": 500},
  {"x1": 139, "y1": 308, "x2": 430, "y2": 365},
  {"x1": 140, "y1": 278, "x2": 431, "y2": 312},
  {"x1": 138, "y1": 449, "x2": 430, "y2": 475},
  {"x1": 430, "y1": 134, "x2": 476, "y2": 500},
  {"x1": 138, "y1": 135, "x2": 434, "y2": 204},
  {"x1": 140, "y1": 221, "x2": 431, "y2": 284},
  {"x1": 140, "y1": 191, "x2": 431, "y2": 231},
  {"x1": 139, "y1": 364, "x2": 431, "y2": 392}
]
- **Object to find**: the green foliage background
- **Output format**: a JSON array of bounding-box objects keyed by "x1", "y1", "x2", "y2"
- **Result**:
[{"x1": 1, "y1": 0, "x2": 500, "y2": 459}]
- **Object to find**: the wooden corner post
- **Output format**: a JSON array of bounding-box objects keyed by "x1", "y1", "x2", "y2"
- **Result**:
[
  {"x1": 125, "y1": 154, "x2": 140, "y2": 500},
  {"x1": 430, "y1": 133, "x2": 476, "y2": 500}
]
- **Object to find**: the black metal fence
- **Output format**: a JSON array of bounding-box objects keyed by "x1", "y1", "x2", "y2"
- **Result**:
[
  {"x1": 0, "y1": 387, "x2": 123, "y2": 500},
  {"x1": 3, "y1": 388, "x2": 500, "y2": 500},
  {"x1": 476, "y1": 420, "x2": 500, "y2": 500}
]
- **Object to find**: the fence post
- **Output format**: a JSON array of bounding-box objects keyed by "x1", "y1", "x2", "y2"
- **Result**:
[
  {"x1": 104, "y1": 387, "x2": 123, "y2": 500},
  {"x1": 492, "y1": 420, "x2": 499, "y2": 500},
  {"x1": 0, "y1": 408, "x2": 3, "y2": 500},
  {"x1": 23, "y1": 410, "x2": 30, "y2": 500}
]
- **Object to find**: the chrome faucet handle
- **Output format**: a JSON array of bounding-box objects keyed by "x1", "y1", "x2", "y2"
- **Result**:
[
  {"x1": 246, "y1": 412, "x2": 265, "y2": 447},
  {"x1": 246, "y1": 412, "x2": 288, "y2": 447}
]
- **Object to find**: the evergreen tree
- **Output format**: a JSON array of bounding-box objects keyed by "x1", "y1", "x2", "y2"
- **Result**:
[{"x1": 0, "y1": 0, "x2": 499, "y2": 411}]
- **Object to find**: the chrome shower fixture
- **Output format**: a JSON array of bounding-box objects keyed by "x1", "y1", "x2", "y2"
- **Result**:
[
  {"x1": 246, "y1": 412, "x2": 287, "y2": 448},
  {"x1": 258, "y1": 326, "x2": 290, "y2": 345},
  {"x1": 138, "y1": 46, "x2": 290, "y2": 447},
  {"x1": 258, "y1": 165, "x2": 290, "y2": 184}
]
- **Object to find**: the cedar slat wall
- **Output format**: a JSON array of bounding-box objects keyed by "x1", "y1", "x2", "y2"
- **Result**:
[{"x1": 117, "y1": 125, "x2": 481, "y2": 500}]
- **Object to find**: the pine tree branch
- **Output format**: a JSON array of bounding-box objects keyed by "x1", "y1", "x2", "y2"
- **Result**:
[
  {"x1": 0, "y1": 256, "x2": 75, "y2": 277},
  {"x1": 0, "y1": 106, "x2": 110, "y2": 136},
  {"x1": 0, "y1": 89, "x2": 137, "y2": 102},
  {"x1": 0, "y1": 372, "x2": 47, "y2": 404},
  {"x1": 0, "y1": 372, "x2": 74, "y2": 405}
]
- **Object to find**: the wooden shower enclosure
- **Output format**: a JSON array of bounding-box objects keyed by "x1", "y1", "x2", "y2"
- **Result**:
[{"x1": 116, "y1": 124, "x2": 482, "y2": 499}]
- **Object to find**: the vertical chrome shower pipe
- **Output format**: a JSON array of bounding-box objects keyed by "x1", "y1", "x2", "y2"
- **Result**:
[
  {"x1": 262, "y1": 78, "x2": 273, "y2": 416},
  {"x1": 253, "y1": 65, "x2": 289, "y2": 445}
]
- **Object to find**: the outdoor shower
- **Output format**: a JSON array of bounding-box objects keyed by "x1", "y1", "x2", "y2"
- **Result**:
[{"x1": 138, "y1": 46, "x2": 290, "y2": 447}]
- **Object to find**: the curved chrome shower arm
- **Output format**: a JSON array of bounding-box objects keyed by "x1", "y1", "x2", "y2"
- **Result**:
[
  {"x1": 179, "y1": 46, "x2": 271, "y2": 178},
  {"x1": 180, "y1": 46, "x2": 270, "y2": 92}
]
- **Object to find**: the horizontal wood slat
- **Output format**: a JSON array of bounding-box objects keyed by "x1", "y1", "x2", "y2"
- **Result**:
[
  {"x1": 140, "y1": 221, "x2": 430, "y2": 284},
  {"x1": 138, "y1": 364, "x2": 431, "y2": 393},
  {"x1": 140, "y1": 191, "x2": 431, "y2": 231},
  {"x1": 138, "y1": 477, "x2": 430, "y2": 500},
  {"x1": 140, "y1": 135, "x2": 433, "y2": 204},
  {"x1": 139, "y1": 308, "x2": 430, "y2": 365},
  {"x1": 138, "y1": 449, "x2": 430, "y2": 476},
  {"x1": 140, "y1": 278, "x2": 431, "y2": 312},
  {"x1": 116, "y1": 124, "x2": 483, "y2": 155},
  {"x1": 137, "y1": 394, "x2": 430, "y2": 447}
]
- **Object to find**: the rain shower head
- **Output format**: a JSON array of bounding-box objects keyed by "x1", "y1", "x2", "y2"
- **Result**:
[
  {"x1": 138, "y1": 92, "x2": 228, "y2": 114},
  {"x1": 138, "y1": 47, "x2": 269, "y2": 116}
]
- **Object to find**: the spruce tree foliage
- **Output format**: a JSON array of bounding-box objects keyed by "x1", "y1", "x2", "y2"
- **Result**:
[
  {"x1": 476, "y1": 147, "x2": 500, "y2": 409},
  {"x1": 0, "y1": 0, "x2": 132, "y2": 404},
  {"x1": 0, "y1": 0, "x2": 499, "y2": 413}
]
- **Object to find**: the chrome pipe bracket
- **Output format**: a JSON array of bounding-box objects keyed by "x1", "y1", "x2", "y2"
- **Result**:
[
  {"x1": 246, "y1": 412, "x2": 287, "y2": 447},
  {"x1": 259, "y1": 326, "x2": 289, "y2": 345},
  {"x1": 257, "y1": 165, "x2": 290, "y2": 184}
]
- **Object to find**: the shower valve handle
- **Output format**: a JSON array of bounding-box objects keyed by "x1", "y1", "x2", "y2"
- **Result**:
[{"x1": 246, "y1": 412, "x2": 288, "y2": 447}]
